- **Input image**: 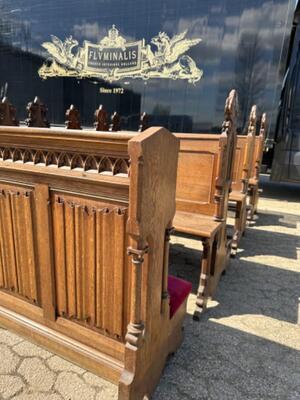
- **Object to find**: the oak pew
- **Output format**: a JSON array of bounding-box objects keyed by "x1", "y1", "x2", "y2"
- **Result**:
[
  {"x1": 248, "y1": 113, "x2": 267, "y2": 220},
  {"x1": 229, "y1": 105, "x2": 257, "y2": 255},
  {"x1": 173, "y1": 90, "x2": 238, "y2": 319},
  {"x1": 0, "y1": 114, "x2": 191, "y2": 399}
]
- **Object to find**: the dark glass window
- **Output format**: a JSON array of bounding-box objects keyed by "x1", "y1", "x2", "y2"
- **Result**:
[{"x1": 0, "y1": 0, "x2": 295, "y2": 132}]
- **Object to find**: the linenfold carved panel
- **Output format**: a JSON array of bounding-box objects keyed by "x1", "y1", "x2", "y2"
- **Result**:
[
  {"x1": 51, "y1": 193, "x2": 128, "y2": 340},
  {"x1": 0, "y1": 147, "x2": 129, "y2": 176},
  {"x1": 0, "y1": 187, "x2": 39, "y2": 304}
]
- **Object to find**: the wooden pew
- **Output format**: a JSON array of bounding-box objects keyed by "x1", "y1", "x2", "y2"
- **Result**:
[
  {"x1": 229, "y1": 105, "x2": 257, "y2": 255},
  {"x1": 248, "y1": 113, "x2": 267, "y2": 220},
  {"x1": 0, "y1": 100, "x2": 191, "y2": 399},
  {"x1": 173, "y1": 90, "x2": 238, "y2": 319}
]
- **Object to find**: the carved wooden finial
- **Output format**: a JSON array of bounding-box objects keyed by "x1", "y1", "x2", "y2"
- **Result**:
[
  {"x1": 94, "y1": 105, "x2": 108, "y2": 131},
  {"x1": 260, "y1": 113, "x2": 267, "y2": 138},
  {"x1": 138, "y1": 112, "x2": 149, "y2": 132},
  {"x1": 247, "y1": 104, "x2": 257, "y2": 136},
  {"x1": 26, "y1": 96, "x2": 50, "y2": 128},
  {"x1": 65, "y1": 104, "x2": 81, "y2": 129},
  {"x1": 109, "y1": 111, "x2": 120, "y2": 132},
  {"x1": 0, "y1": 97, "x2": 19, "y2": 126},
  {"x1": 224, "y1": 89, "x2": 238, "y2": 122}
]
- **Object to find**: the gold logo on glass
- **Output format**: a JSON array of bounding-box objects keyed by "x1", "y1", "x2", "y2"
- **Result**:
[{"x1": 39, "y1": 25, "x2": 203, "y2": 84}]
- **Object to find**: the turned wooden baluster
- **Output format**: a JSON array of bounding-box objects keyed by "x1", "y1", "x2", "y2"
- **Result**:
[
  {"x1": 94, "y1": 105, "x2": 108, "y2": 131},
  {"x1": 65, "y1": 104, "x2": 81, "y2": 129},
  {"x1": 109, "y1": 111, "x2": 120, "y2": 132},
  {"x1": 126, "y1": 243, "x2": 148, "y2": 349},
  {"x1": 138, "y1": 112, "x2": 148, "y2": 132},
  {"x1": 0, "y1": 97, "x2": 19, "y2": 126},
  {"x1": 26, "y1": 97, "x2": 50, "y2": 128}
]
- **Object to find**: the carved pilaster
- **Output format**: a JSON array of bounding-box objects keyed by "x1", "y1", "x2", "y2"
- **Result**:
[{"x1": 126, "y1": 246, "x2": 148, "y2": 349}]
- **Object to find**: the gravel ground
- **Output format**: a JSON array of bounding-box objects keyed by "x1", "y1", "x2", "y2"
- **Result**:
[{"x1": 0, "y1": 174, "x2": 299, "y2": 400}]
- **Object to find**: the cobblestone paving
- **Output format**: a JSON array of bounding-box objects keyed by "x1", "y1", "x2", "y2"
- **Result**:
[{"x1": 0, "y1": 175, "x2": 299, "y2": 400}]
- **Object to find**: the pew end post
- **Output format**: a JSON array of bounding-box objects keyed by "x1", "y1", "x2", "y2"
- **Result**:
[{"x1": 119, "y1": 127, "x2": 189, "y2": 399}]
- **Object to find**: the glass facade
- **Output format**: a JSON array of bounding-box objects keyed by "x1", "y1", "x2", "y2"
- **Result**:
[{"x1": 0, "y1": 0, "x2": 295, "y2": 133}]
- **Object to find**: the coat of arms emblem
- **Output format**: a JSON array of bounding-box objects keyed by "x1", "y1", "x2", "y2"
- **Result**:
[{"x1": 39, "y1": 25, "x2": 203, "y2": 84}]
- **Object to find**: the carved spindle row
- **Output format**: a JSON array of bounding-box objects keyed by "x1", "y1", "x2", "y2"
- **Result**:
[{"x1": 0, "y1": 96, "x2": 150, "y2": 133}]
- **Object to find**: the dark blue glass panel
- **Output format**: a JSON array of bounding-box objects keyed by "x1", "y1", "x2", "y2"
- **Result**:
[{"x1": 0, "y1": 0, "x2": 295, "y2": 133}]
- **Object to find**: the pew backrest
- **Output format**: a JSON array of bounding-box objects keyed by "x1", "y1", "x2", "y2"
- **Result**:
[{"x1": 175, "y1": 89, "x2": 238, "y2": 221}]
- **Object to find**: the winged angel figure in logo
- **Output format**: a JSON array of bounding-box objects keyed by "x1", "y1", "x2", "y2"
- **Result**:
[{"x1": 143, "y1": 30, "x2": 203, "y2": 83}]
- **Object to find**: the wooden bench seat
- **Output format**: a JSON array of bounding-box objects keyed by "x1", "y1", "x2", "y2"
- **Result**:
[
  {"x1": 174, "y1": 211, "x2": 222, "y2": 238},
  {"x1": 0, "y1": 99, "x2": 190, "y2": 400},
  {"x1": 229, "y1": 105, "x2": 257, "y2": 255},
  {"x1": 173, "y1": 90, "x2": 238, "y2": 319},
  {"x1": 229, "y1": 191, "x2": 246, "y2": 202}
]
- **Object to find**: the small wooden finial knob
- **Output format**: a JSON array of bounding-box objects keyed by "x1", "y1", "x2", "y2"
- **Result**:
[
  {"x1": 0, "y1": 97, "x2": 19, "y2": 126},
  {"x1": 138, "y1": 112, "x2": 148, "y2": 132},
  {"x1": 65, "y1": 104, "x2": 81, "y2": 129},
  {"x1": 94, "y1": 105, "x2": 108, "y2": 131},
  {"x1": 109, "y1": 111, "x2": 120, "y2": 132},
  {"x1": 26, "y1": 96, "x2": 50, "y2": 128}
]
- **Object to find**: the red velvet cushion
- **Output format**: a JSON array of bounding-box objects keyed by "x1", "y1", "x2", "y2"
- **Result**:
[{"x1": 168, "y1": 275, "x2": 192, "y2": 318}]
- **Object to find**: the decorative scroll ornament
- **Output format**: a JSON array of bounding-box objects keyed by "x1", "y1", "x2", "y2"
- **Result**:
[{"x1": 38, "y1": 25, "x2": 203, "y2": 84}]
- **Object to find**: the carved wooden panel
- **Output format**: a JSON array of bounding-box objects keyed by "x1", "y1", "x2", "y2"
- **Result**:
[
  {"x1": 51, "y1": 193, "x2": 128, "y2": 340},
  {"x1": 176, "y1": 151, "x2": 216, "y2": 204},
  {"x1": 232, "y1": 146, "x2": 242, "y2": 184},
  {"x1": 0, "y1": 186, "x2": 38, "y2": 304},
  {"x1": 0, "y1": 147, "x2": 129, "y2": 177}
]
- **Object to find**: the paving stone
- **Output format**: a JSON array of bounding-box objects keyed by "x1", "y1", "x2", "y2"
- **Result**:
[
  {"x1": 0, "y1": 343, "x2": 20, "y2": 374},
  {"x1": 47, "y1": 355, "x2": 85, "y2": 374},
  {"x1": 83, "y1": 371, "x2": 115, "y2": 389},
  {"x1": 18, "y1": 357, "x2": 56, "y2": 392},
  {"x1": 0, "y1": 177, "x2": 299, "y2": 400},
  {"x1": 0, "y1": 375, "x2": 24, "y2": 399},
  {"x1": 13, "y1": 341, "x2": 52, "y2": 359},
  {"x1": 0, "y1": 328, "x2": 23, "y2": 345},
  {"x1": 55, "y1": 371, "x2": 95, "y2": 400},
  {"x1": 14, "y1": 393, "x2": 62, "y2": 400}
]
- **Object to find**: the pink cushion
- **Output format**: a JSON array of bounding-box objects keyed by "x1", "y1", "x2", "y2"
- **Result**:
[{"x1": 168, "y1": 275, "x2": 192, "y2": 318}]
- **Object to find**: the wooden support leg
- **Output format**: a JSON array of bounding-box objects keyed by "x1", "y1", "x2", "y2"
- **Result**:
[
  {"x1": 193, "y1": 238, "x2": 213, "y2": 321},
  {"x1": 247, "y1": 185, "x2": 259, "y2": 221},
  {"x1": 231, "y1": 198, "x2": 246, "y2": 257}
]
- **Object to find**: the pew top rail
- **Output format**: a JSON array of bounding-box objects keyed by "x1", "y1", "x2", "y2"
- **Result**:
[
  {"x1": 249, "y1": 112, "x2": 267, "y2": 185},
  {"x1": 231, "y1": 104, "x2": 257, "y2": 194}
]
